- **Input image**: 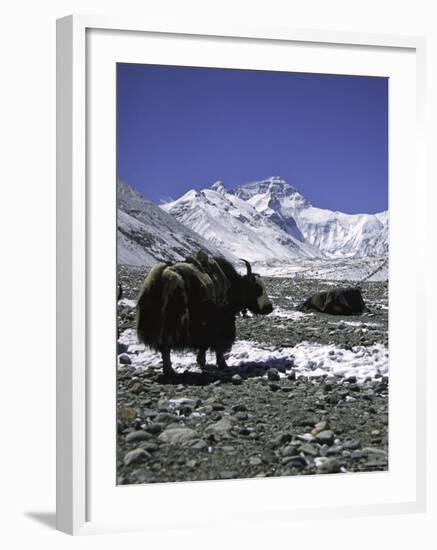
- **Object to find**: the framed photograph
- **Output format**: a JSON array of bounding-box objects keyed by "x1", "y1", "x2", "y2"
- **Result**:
[{"x1": 56, "y1": 15, "x2": 427, "y2": 535}]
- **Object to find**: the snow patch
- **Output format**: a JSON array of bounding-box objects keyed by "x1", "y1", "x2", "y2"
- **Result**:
[
  {"x1": 118, "y1": 298, "x2": 136, "y2": 308},
  {"x1": 119, "y1": 329, "x2": 388, "y2": 383},
  {"x1": 271, "y1": 307, "x2": 310, "y2": 320}
]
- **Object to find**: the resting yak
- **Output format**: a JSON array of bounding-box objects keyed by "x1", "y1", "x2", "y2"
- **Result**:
[
  {"x1": 299, "y1": 286, "x2": 367, "y2": 315},
  {"x1": 136, "y1": 251, "x2": 273, "y2": 377}
]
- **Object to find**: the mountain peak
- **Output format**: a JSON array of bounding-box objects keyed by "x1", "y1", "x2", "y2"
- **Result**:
[
  {"x1": 210, "y1": 181, "x2": 227, "y2": 194},
  {"x1": 266, "y1": 175, "x2": 287, "y2": 184},
  {"x1": 234, "y1": 176, "x2": 310, "y2": 210}
]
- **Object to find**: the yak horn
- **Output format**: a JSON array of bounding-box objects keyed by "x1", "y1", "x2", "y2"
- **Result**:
[{"x1": 240, "y1": 258, "x2": 252, "y2": 276}]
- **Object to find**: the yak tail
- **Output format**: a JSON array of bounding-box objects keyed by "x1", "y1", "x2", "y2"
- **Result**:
[{"x1": 136, "y1": 263, "x2": 189, "y2": 351}]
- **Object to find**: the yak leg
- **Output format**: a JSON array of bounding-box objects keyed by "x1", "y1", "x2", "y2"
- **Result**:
[
  {"x1": 215, "y1": 348, "x2": 228, "y2": 369},
  {"x1": 196, "y1": 348, "x2": 207, "y2": 368},
  {"x1": 161, "y1": 348, "x2": 176, "y2": 377}
]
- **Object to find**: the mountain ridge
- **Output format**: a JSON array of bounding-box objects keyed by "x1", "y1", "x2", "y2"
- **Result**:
[
  {"x1": 162, "y1": 175, "x2": 388, "y2": 261},
  {"x1": 117, "y1": 176, "x2": 388, "y2": 267},
  {"x1": 161, "y1": 182, "x2": 319, "y2": 263},
  {"x1": 117, "y1": 179, "x2": 233, "y2": 267},
  {"x1": 233, "y1": 176, "x2": 388, "y2": 258}
]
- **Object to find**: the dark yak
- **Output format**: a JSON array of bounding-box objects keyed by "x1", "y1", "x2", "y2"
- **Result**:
[
  {"x1": 298, "y1": 286, "x2": 367, "y2": 315},
  {"x1": 136, "y1": 251, "x2": 273, "y2": 377}
]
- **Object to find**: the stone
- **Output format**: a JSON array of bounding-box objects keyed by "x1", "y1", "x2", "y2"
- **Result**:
[
  {"x1": 205, "y1": 417, "x2": 234, "y2": 439},
  {"x1": 117, "y1": 342, "x2": 128, "y2": 354},
  {"x1": 361, "y1": 447, "x2": 388, "y2": 458},
  {"x1": 296, "y1": 415, "x2": 318, "y2": 427},
  {"x1": 182, "y1": 438, "x2": 208, "y2": 451},
  {"x1": 219, "y1": 470, "x2": 237, "y2": 479},
  {"x1": 118, "y1": 407, "x2": 138, "y2": 422},
  {"x1": 168, "y1": 397, "x2": 199, "y2": 409},
  {"x1": 281, "y1": 455, "x2": 306, "y2": 468},
  {"x1": 118, "y1": 353, "x2": 132, "y2": 365},
  {"x1": 317, "y1": 458, "x2": 341, "y2": 474},
  {"x1": 140, "y1": 441, "x2": 159, "y2": 453},
  {"x1": 315, "y1": 430, "x2": 335, "y2": 446},
  {"x1": 271, "y1": 432, "x2": 292, "y2": 447},
  {"x1": 145, "y1": 422, "x2": 164, "y2": 435},
  {"x1": 249, "y1": 457, "x2": 263, "y2": 466},
  {"x1": 297, "y1": 433, "x2": 314, "y2": 442},
  {"x1": 299, "y1": 443, "x2": 319, "y2": 457},
  {"x1": 123, "y1": 448, "x2": 150, "y2": 466},
  {"x1": 132, "y1": 468, "x2": 154, "y2": 483},
  {"x1": 125, "y1": 430, "x2": 152, "y2": 443},
  {"x1": 325, "y1": 393, "x2": 340, "y2": 404},
  {"x1": 142, "y1": 408, "x2": 158, "y2": 419},
  {"x1": 154, "y1": 412, "x2": 178, "y2": 423},
  {"x1": 266, "y1": 368, "x2": 280, "y2": 381},
  {"x1": 158, "y1": 427, "x2": 197, "y2": 444},
  {"x1": 326, "y1": 445, "x2": 343, "y2": 456},
  {"x1": 351, "y1": 450, "x2": 365, "y2": 459},
  {"x1": 281, "y1": 445, "x2": 300, "y2": 457},
  {"x1": 261, "y1": 449, "x2": 277, "y2": 464},
  {"x1": 231, "y1": 374, "x2": 243, "y2": 385},
  {"x1": 311, "y1": 421, "x2": 328, "y2": 435},
  {"x1": 157, "y1": 399, "x2": 170, "y2": 411},
  {"x1": 232, "y1": 404, "x2": 248, "y2": 413},
  {"x1": 343, "y1": 439, "x2": 361, "y2": 450}
]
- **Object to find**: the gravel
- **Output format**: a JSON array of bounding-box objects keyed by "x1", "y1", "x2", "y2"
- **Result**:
[{"x1": 116, "y1": 265, "x2": 389, "y2": 484}]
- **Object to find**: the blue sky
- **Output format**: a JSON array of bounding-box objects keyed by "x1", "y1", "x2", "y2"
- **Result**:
[{"x1": 117, "y1": 63, "x2": 388, "y2": 213}]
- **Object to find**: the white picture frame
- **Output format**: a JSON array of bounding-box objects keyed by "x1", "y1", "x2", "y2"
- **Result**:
[{"x1": 56, "y1": 14, "x2": 427, "y2": 535}]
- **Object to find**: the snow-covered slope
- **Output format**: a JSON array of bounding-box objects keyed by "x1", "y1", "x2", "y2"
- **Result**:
[
  {"x1": 117, "y1": 180, "x2": 229, "y2": 266},
  {"x1": 235, "y1": 176, "x2": 388, "y2": 258},
  {"x1": 161, "y1": 181, "x2": 319, "y2": 263},
  {"x1": 118, "y1": 175, "x2": 388, "y2": 269}
]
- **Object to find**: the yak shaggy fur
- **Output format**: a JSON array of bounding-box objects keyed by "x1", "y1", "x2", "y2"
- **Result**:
[
  {"x1": 136, "y1": 251, "x2": 273, "y2": 373},
  {"x1": 299, "y1": 286, "x2": 367, "y2": 315}
]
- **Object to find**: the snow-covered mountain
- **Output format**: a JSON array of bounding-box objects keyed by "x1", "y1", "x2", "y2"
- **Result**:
[
  {"x1": 162, "y1": 176, "x2": 388, "y2": 261},
  {"x1": 161, "y1": 181, "x2": 319, "y2": 263},
  {"x1": 118, "y1": 175, "x2": 388, "y2": 268},
  {"x1": 117, "y1": 180, "x2": 229, "y2": 266},
  {"x1": 234, "y1": 176, "x2": 388, "y2": 258}
]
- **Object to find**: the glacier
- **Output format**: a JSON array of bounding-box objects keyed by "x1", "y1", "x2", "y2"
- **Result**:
[
  {"x1": 235, "y1": 176, "x2": 388, "y2": 258},
  {"x1": 161, "y1": 181, "x2": 319, "y2": 263},
  {"x1": 162, "y1": 175, "x2": 388, "y2": 266}
]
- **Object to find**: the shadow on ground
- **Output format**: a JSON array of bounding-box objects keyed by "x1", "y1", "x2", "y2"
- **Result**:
[
  {"x1": 25, "y1": 511, "x2": 56, "y2": 530},
  {"x1": 156, "y1": 358, "x2": 292, "y2": 386}
]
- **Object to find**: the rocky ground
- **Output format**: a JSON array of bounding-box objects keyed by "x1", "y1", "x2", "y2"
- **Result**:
[{"x1": 117, "y1": 264, "x2": 389, "y2": 485}]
